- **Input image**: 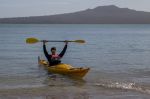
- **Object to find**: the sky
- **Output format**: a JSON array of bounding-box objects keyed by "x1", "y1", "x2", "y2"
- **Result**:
[{"x1": 0, "y1": 0, "x2": 150, "y2": 18}]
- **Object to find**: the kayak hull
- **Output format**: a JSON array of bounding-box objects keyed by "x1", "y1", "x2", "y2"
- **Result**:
[{"x1": 38, "y1": 57, "x2": 90, "y2": 78}]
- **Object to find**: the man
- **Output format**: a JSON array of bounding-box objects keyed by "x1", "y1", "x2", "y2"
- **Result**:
[{"x1": 43, "y1": 40, "x2": 68, "y2": 66}]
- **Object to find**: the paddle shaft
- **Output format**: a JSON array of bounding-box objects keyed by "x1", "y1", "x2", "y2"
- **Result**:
[
  {"x1": 41, "y1": 40, "x2": 75, "y2": 42},
  {"x1": 26, "y1": 37, "x2": 85, "y2": 44}
]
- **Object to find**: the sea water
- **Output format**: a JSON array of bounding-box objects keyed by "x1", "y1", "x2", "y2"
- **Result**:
[{"x1": 0, "y1": 24, "x2": 150, "y2": 99}]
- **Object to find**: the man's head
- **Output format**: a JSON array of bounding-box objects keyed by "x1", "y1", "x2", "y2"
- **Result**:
[{"x1": 51, "y1": 47, "x2": 56, "y2": 54}]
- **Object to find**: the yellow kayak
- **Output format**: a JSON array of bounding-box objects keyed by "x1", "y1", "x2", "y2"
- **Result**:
[{"x1": 38, "y1": 57, "x2": 90, "y2": 78}]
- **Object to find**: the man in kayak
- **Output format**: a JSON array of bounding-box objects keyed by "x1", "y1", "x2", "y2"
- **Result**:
[{"x1": 43, "y1": 40, "x2": 68, "y2": 66}]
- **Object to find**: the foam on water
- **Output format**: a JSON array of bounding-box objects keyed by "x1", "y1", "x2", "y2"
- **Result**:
[{"x1": 95, "y1": 81, "x2": 150, "y2": 94}]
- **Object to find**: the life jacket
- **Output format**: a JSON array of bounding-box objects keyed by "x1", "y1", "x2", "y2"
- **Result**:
[{"x1": 51, "y1": 54, "x2": 60, "y2": 60}]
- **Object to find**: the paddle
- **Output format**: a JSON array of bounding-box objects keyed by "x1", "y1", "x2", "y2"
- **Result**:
[{"x1": 26, "y1": 37, "x2": 85, "y2": 44}]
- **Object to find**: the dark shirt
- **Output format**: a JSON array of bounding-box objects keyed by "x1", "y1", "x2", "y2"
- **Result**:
[{"x1": 43, "y1": 44, "x2": 67, "y2": 66}]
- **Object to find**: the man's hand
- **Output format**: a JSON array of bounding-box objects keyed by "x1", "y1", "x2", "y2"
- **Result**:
[
  {"x1": 64, "y1": 40, "x2": 68, "y2": 45},
  {"x1": 42, "y1": 40, "x2": 48, "y2": 45}
]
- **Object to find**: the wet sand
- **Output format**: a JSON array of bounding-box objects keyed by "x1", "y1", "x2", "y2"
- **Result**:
[
  {"x1": 0, "y1": 86, "x2": 90, "y2": 99},
  {"x1": 1, "y1": 85, "x2": 150, "y2": 99}
]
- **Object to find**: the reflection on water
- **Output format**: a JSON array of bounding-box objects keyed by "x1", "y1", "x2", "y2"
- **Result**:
[{"x1": 43, "y1": 73, "x2": 86, "y2": 87}]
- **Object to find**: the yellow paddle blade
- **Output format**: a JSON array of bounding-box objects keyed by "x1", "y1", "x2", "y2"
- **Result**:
[
  {"x1": 26, "y1": 38, "x2": 40, "y2": 44},
  {"x1": 74, "y1": 40, "x2": 86, "y2": 43}
]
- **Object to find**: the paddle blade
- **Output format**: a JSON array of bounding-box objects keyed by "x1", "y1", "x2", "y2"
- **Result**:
[
  {"x1": 74, "y1": 40, "x2": 86, "y2": 43},
  {"x1": 26, "y1": 38, "x2": 39, "y2": 44}
]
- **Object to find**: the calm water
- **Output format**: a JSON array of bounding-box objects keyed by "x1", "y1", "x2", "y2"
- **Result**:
[{"x1": 0, "y1": 24, "x2": 150, "y2": 98}]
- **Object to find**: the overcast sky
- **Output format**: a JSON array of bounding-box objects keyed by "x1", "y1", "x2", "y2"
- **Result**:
[{"x1": 0, "y1": 0, "x2": 150, "y2": 18}]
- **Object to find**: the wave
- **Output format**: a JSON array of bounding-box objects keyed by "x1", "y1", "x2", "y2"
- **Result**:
[{"x1": 94, "y1": 82, "x2": 150, "y2": 94}]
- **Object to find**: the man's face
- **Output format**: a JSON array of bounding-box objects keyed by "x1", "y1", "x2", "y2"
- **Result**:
[{"x1": 51, "y1": 49, "x2": 56, "y2": 54}]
